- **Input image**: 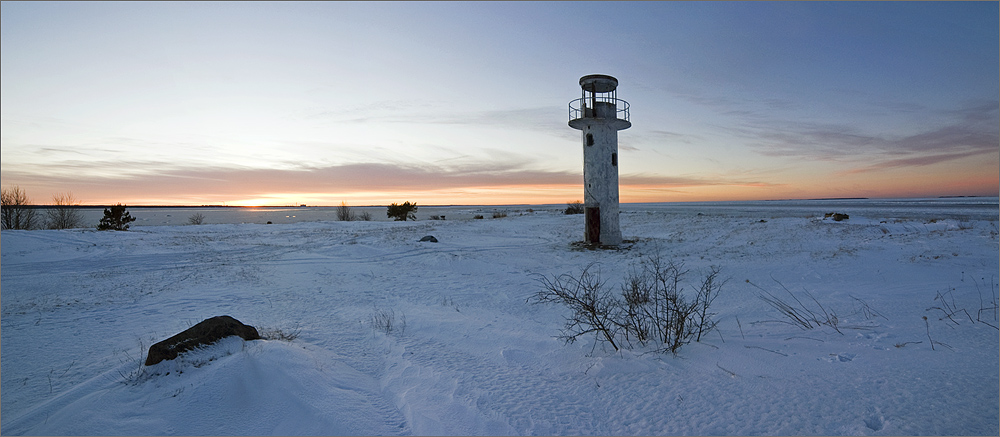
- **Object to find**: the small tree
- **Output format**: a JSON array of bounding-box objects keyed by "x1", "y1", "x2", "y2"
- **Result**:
[
  {"x1": 47, "y1": 192, "x2": 84, "y2": 229},
  {"x1": 337, "y1": 201, "x2": 356, "y2": 221},
  {"x1": 98, "y1": 203, "x2": 136, "y2": 231},
  {"x1": 1, "y1": 185, "x2": 38, "y2": 230},
  {"x1": 387, "y1": 201, "x2": 417, "y2": 221}
]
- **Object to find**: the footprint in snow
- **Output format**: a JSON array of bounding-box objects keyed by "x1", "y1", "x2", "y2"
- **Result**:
[
  {"x1": 863, "y1": 406, "x2": 885, "y2": 432},
  {"x1": 827, "y1": 353, "x2": 855, "y2": 362}
]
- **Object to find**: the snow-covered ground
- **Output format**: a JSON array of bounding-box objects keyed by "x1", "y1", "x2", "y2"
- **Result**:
[{"x1": 2, "y1": 200, "x2": 998, "y2": 435}]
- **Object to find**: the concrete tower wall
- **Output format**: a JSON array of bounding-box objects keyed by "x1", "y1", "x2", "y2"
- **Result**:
[{"x1": 581, "y1": 117, "x2": 622, "y2": 245}]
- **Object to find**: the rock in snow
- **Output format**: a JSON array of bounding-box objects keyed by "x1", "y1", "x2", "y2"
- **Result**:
[
  {"x1": 145, "y1": 315, "x2": 260, "y2": 365},
  {"x1": 419, "y1": 235, "x2": 438, "y2": 242}
]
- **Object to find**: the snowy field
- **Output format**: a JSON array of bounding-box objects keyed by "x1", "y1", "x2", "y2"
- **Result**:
[{"x1": 2, "y1": 199, "x2": 998, "y2": 435}]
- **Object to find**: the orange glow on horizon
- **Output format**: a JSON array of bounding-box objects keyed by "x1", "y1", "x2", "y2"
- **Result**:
[{"x1": 41, "y1": 177, "x2": 999, "y2": 208}]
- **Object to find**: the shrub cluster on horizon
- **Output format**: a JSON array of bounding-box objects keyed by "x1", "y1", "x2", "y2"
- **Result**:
[
  {"x1": 564, "y1": 200, "x2": 584, "y2": 215},
  {"x1": 337, "y1": 202, "x2": 371, "y2": 221},
  {"x1": 387, "y1": 201, "x2": 418, "y2": 221}
]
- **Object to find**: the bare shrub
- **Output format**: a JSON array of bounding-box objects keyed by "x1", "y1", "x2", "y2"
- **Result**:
[
  {"x1": 529, "y1": 257, "x2": 725, "y2": 354},
  {"x1": 620, "y1": 257, "x2": 724, "y2": 352},
  {"x1": 358, "y1": 210, "x2": 372, "y2": 221},
  {"x1": 1, "y1": 185, "x2": 39, "y2": 230},
  {"x1": 492, "y1": 211, "x2": 507, "y2": 218},
  {"x1": 259, "y1": 325, "x2": 302, "y2": 341},
  {"x1": 371, "y1": 307, "x2": 406, "y2": 336},
  {"x1": 692, "y1": 265, "x2": 725, "y2": 341},
  {"x1": 46, "y1": 192, "x2": 84, "y2": 229},
  {"x1": 115, "y1": 337, "x2": 149, "y2": 384},
  {"x1": 337, "y1": 201, "x2": 356, "y2": 221},
  {"x1": 564, "y1": 200, "x2": 584, "y2": 215},
  {"x1": 187, "y1": 213, "x2": 206, "y2": 225},
  {"x1": 531, "y1": 264, "x2": 622, "y2": 351}
]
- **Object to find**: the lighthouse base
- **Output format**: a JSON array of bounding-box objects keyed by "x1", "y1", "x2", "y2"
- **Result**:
[{"x1": 585, "y1": 207, "x2": 601, "y2": 244}]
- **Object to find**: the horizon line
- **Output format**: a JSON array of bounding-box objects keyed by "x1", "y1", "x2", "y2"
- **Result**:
[{"x1": 16, "y1": 195, "x2": 999, "y2": 209}]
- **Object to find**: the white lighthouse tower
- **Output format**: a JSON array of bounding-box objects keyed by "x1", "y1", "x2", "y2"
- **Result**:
[{"x1": 569, "y1": 74, "x2": 630, "y2": 246}]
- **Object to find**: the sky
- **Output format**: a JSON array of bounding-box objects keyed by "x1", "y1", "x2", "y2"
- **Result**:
[{"x1": 2, "y1": 1, "x2": 998, "y2": 206}]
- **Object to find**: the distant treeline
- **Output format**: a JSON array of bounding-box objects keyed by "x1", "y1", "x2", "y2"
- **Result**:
[{"x1": 18, "y1": 205, "x2": 286, "y2": 209}]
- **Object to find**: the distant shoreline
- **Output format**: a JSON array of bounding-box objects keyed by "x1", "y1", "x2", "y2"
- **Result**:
[{"x1": 17, "y1": 195, "x2": 996, "y2": 209}]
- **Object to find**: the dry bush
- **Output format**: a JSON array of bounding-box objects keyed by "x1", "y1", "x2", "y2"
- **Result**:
[
  {"x1": 337, "y1": 202, "x2": 356, "y2": 221},
  {"x1": 371, "y1": 307, "x2": 406, "y2": 336},
  {"x1": 259, "y1": 325, "x2": 302, "y2": 341},
  {"x1": 188, "y1": 213, "x2": 206, "y2": 225},
  {"x1": 564, "y1": 201, "x2": 584, "y2": 215},
  {"x1": 529, "y1": 256, "x2": 725, "y2": 354},
  {"x1": 620, "y1": 256, "x2": 724, "y2": 352},
  {"x1": 531, "y1": 264, "x2": 622, "y2": 351}
]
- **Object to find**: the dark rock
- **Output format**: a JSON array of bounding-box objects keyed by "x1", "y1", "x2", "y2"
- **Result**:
[
  {"x1": 419, "y1": 235, "x2": 438, "y2": 243},
  {"x1": 824, "y1": 212, "x2": 849, "y2": 221},
  {"x1": 145, "y1": 315, "x2": 260, "y2": 366}
]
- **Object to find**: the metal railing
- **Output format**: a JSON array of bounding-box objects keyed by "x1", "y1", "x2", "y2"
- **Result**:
[{"x1": 568, "y1": 97, "x2": 630, "y2": 123}]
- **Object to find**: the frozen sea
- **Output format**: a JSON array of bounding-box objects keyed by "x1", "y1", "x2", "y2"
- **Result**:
[{"x1": 61, "y1": 197, "x2": 1000, "y2": 227}]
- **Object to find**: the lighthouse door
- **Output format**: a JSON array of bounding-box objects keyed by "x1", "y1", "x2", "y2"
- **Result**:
[{"x1": 585, "y1": 207, "x2": 601, "y2": 243}]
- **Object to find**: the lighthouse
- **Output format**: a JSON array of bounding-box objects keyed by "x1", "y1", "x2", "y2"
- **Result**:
[{"x1": 568, "y1": 74, "x2": 630, "y2": 246}]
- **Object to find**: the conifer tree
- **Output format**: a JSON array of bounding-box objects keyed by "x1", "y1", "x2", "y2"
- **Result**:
[
  {"x1": 97, "y1": 203, "x2": 136, "y2": 231},
  {"x1": 386, "y1": 201, "x2": 417, "y2": 221}
]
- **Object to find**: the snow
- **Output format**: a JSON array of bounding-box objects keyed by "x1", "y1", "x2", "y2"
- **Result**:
[{"x1": 2, "y1": 199, "x2": 998, "y2": 435}]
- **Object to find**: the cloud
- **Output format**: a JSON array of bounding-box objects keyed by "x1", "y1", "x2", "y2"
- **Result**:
[
  {"x1": 623, "y1": 130, "x2": 703, "y2": 149},
  {"x1": 309, "y1": 102, "x2": 575, "y2": 139},
  {"x1": 2, "y1": 161, "x2": 572, "y2": 198},
  {"x1": 2, "y1": 155, "x2": 778, "y2": 204},
  {"x1": 841, "y1": 150, "x2": 992, "y2": 174},
  {"x1": 739, "y1": 100, "x2": 999, "y2": 168}
]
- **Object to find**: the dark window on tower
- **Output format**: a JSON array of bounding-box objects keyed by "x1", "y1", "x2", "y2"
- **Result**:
[
  {"x1": 586, "y1": 133, "x2": 594, "y2": 146},
  {"x1": 612, "y1": 153, "x2": 617, "y2": 166}
]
